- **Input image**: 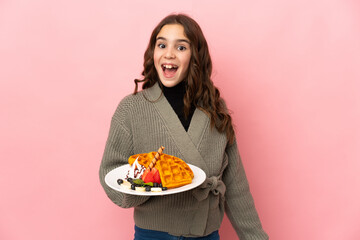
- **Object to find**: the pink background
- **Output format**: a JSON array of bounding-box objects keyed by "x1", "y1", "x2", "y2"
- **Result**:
[{"x1": 1, "y1": 0, "x2": 360, "y2": 239}]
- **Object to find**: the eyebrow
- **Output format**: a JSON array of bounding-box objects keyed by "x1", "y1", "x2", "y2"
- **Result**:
[{"x1": 156, "y1": 37, "x2": 190, "y2": 44}]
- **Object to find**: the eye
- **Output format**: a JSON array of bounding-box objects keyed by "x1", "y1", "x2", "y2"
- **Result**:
[
  {"x1": 178, "y1": 45, "x2": 187, "y2": 51},
  {"x1": 158, "y1": 43, "x2": 166, "y2": 49}
]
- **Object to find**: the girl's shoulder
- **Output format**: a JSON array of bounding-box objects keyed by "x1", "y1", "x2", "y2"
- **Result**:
[
  {"x1": 115, "y1": 88, "x2": 154, "y2": 113},
  {"x1": 118, "y1": 88, "x2": 150, "y2": 106},
  {"x1": 111, "y1": 91, "x2": 148, "y2": 126},
  {"x1": 114, "y1": 84, "x2": 160, "y2": 116}
]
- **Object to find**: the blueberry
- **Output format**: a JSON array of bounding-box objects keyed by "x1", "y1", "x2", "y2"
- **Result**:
[
  {"x1": 162, "y1": 187, "x2": 167, "y2": 191},
  {"x1": 159, "y1": 183, "x2": 163, "y2": 188},
  {"x1": 117, "y1": 179, "x2": 123, "y2": 185},
  {"x1": 127, "y1": 178, "x2": 133, "y2": 183},
  {"x1": 153, "y1": 183, "x2": 159, "y2": 188},
  {"x1": 145, "y1": 186, "x2": 151, "y2": 192},
  {"x1": 131, "y1": 184, "x2": 136, "y2": 190}
]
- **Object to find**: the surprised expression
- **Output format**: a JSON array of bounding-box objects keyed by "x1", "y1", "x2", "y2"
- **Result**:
[{"x1": 154, "y1": 24, "x2": 191, "y2": 88}]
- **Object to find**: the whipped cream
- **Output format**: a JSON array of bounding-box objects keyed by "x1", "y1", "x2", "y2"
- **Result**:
[{"x1": 126, "y1": 158, "x2": 146, "y2": 179}]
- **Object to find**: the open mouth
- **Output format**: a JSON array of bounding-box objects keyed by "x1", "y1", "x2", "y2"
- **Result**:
[{"x1": 161, "y1": 64, "x2": 178, "y2": 78}]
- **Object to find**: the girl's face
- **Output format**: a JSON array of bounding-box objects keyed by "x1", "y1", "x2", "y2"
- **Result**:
[{"x1": 154, "y1": 24, "x2": 191, "y2": 88}]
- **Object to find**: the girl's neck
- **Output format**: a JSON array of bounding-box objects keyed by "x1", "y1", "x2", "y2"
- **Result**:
[{"x1": 162, "y1": 80, "x2": 186, "y2": 96}]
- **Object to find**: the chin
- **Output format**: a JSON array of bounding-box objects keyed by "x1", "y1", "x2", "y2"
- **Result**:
[{"x1": 160, "y1": 78, "x2": 182, "y2": 88}]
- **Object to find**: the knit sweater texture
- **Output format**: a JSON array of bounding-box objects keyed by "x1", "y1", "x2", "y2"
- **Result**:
[{"x1": 99, "y1": 83, "x2": 269, "y2": 239}]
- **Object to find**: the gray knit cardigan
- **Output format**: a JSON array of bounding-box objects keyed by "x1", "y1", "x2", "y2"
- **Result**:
[{"x1": 99, "y1": 83, "x2": 269, "y2": 239}]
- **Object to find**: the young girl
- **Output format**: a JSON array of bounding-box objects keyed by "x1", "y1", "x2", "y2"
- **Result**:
[{"x1": 99, "y1": 14, "x2": 269, "y2": 240}]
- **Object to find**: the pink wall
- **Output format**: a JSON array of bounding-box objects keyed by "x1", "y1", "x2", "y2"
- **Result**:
[{"x1": 1, "y1": 0, "x2": 359, "y2": 239}]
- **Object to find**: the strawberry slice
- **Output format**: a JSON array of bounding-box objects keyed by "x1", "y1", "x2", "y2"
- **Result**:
[
  {"x1": 152, "y1": 168, "x2": 161, "y2": 184},
  {"x1": 141, "y1": 169, "x2": 149, "y2": 181},
  {"x1": 142, "y1": 169, "x2": 154, "y2": 183}
]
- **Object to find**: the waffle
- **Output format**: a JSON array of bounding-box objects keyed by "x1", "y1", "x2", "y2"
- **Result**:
[{"x1": 128, "y1": 152, "x2": 194, "y2": 189}]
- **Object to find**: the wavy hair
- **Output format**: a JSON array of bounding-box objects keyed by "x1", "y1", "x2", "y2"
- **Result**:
[{"x1": 134, "y1": 13, "x2": 235, "y2": 144}]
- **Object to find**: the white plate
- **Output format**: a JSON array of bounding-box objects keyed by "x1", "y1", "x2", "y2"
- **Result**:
[{"x1": 105, "y1": 164, "x2": 206, "y2": 196}]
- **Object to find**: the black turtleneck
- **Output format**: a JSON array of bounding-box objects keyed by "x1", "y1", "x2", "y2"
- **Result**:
[{"x1": 162, "y1": 81, "x2": 195, "y2": 131}]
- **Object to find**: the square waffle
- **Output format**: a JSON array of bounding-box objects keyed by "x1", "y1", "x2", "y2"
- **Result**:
[{"x1": 128, "y1": 152, "x2": 194, "y2": 189}]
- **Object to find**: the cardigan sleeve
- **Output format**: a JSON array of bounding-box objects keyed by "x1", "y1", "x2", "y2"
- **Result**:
[
  {"x1": 99, "y1": 96, "x2": 150, "y2": 208},
  {"x1": 223, "y1": 140, "x2": 269, "y2": 240}
]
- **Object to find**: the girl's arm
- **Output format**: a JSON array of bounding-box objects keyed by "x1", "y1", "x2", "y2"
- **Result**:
[
  {"x1": 223, "y1": 140, "x2": 269, "y2": 240},
  {"x1": 99, "y1": 98, "x2": 150, "y2": 208}
]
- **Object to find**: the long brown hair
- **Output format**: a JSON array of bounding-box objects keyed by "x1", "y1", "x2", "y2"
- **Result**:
[{"x1": 134, "y1": 14, "x2": 235, "y2": 144}]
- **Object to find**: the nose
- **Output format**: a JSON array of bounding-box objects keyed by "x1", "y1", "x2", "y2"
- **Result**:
[{"x1": 164, "y1": 47, "x2": 175, "y2": 59}]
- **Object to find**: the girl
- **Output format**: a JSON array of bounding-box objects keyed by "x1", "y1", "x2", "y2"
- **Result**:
[{"x1": 99, "y1": 14, "x2": 269, "y2": 240}]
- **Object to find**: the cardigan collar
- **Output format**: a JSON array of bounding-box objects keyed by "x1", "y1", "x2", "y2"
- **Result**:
[{"x1": 143, "y1": 82, "x2": 210, "y2": 173}]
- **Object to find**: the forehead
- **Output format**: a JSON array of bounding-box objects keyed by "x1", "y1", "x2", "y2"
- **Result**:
[{"x1": 156, "y1": 24, "x2": 189, "y2": 41}]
